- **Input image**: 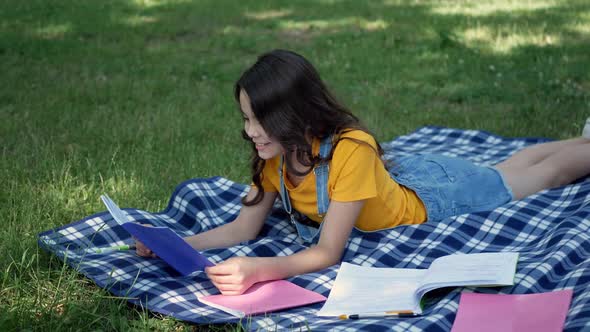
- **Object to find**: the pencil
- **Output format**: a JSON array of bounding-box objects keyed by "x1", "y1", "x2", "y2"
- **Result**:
[{"x1": 338, "y1": 311, "x2": 418, "y2": 320}]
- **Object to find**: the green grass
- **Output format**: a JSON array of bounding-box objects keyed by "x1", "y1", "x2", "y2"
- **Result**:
[{"x1": 1, "y1": 0, "x2": 589, "y2": 330}]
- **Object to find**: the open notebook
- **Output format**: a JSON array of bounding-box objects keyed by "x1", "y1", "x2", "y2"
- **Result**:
[
  {"x1": 101, "y1": 194, "x2": 214, "y2": 275},
  {"x1": 318, "y1": 252, "x2": 518, "y2": 317}
]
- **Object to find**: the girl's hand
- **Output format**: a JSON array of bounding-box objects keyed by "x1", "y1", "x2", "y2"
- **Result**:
[
  {"x1": 135, "y1": 239, "x2": 157, "y2": 258},
  {"x1": 205, "y1": 257, "x2": 261, "y2": 295},
  {"x1": 134, "y1": 224, "x2": 157, "y2": 258}
]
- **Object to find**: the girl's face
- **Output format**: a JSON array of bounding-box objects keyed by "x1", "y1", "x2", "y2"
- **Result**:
[{"x1": 239, "y1": 89, "x2": 283, "y2": 160}]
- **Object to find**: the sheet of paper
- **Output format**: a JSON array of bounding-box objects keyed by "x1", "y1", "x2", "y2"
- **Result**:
[
  {"x1": 101, "y1": 194, "x2": 131, "y2": 226},
  {"x1": 316, "y1": 262, "x2": 426, "y2": 316},
  {"x1": 451, "y1": 290, "x2": 573, "y2": 332},
  {"x1": 421, "y1": 252, "x2": 518, "y2": 289}
]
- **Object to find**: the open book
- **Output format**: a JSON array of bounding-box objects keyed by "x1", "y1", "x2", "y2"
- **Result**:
[
  {"x1": 101, "y1": 194, "x2": 214, "y2": 275},
  {"x1": 317, "y1": 252, "x2": 518, "y2": 317},
  {"x1": 198, "y1": 280, "x2": 327, "y2": 318}
]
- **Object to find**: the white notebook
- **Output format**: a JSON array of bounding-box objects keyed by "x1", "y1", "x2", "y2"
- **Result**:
[{"x1": 317, "y1": 252, "x2": 518, "y2": 316}]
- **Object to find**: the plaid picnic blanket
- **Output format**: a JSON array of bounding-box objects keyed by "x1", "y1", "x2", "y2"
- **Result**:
[{"x1": 38, "y1": 126, "x2": 590, "y2": 331}]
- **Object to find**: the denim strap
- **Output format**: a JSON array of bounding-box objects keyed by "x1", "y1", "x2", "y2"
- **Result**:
[
  {"x1": 278, "y1": 136, "x2": 332, "y2": 224},
  {"x1": 314, "y1": 136, "x2": 331, "y2": 216}
]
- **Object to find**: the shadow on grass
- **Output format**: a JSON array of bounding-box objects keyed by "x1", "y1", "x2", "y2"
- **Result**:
[{"x1": 2, "y1": 0, "x2": 588, "y2": 141}]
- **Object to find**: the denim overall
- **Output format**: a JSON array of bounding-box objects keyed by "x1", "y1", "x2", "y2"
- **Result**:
[
  {"x1": 277, "y1": 136, "x2": 513, "y2": 244},
  {"x1": 278, "y1": 136, "x2": 331, "y2": 244}
]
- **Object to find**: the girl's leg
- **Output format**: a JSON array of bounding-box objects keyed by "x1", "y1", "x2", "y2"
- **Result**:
[
  {"x1": 495, "y1": 137, "x2": 590, "y2": 169},
  {"x1": 496, "y1": 141, "x2": 590, "y2": 200}
]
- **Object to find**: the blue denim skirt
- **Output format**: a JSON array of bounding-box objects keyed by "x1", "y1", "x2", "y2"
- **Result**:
[{"x1": 388, "y1": 154, "x2": 514, "y2": 222}]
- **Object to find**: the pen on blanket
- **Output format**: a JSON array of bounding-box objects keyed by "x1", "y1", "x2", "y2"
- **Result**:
[
  {"x1": 338, "y1": 311, "x2": 418, "y2": 320},
  {"x1": 85, "y1": 244, "x2": 136, "y2": 254}
]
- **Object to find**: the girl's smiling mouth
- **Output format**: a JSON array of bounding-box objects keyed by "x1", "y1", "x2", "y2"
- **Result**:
[{"x1": 255, "y1": 142, "x2": 271, "y2": 150}]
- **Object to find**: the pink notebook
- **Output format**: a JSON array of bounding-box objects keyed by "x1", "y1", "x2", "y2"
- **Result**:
[
  {"x1": 198, "y1": 280, "x2": 327, "y2": 318},
  {"x1": 451, "y1": 290, "x2": 573, "y2": 332}
]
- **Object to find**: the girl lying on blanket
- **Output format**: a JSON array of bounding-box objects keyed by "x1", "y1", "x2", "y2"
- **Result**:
[{"x1": 136, "y1": 49, "x2": 590, "y2": 295}]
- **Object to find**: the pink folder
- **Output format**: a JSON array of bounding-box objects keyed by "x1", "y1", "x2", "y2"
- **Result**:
[
  {"x1": 451, "y1": 290, "x2": 573, "y2": 332},
  {"x1": 198, "y1": 280, "x2": 327, "y2": 318}
]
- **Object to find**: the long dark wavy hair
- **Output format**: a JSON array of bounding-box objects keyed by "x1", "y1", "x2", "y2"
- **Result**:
[{"x1": 235, "y1": 49, "x2": 383, "y2": 206}]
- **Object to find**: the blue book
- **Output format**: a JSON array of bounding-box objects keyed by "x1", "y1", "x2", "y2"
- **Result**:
[{"x1": 101, "y1": 194, "x2": 214, "y2": 275}]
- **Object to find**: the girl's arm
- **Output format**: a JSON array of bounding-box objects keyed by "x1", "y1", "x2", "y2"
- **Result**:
[
  {"x1": 135, "y1": 188, "x2": 277, "y2": 257},
  {"x1": 184, "y1": 188, "x2": 278, "y2": 250},
  {"x1": 206, "y1": 199, "x2": 365, "y2": 295}
]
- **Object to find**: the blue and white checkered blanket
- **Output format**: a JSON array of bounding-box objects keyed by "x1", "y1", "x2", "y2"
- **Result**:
[{"x1": 38, "y1": 127, "x2": 590, "y2": 331}]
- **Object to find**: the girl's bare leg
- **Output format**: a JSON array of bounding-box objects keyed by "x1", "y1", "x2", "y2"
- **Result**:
[
  {"x1": 496, "y1": 141, "x2": 590, "y2": 200},
  {"x1": 495, "y1": 137, "x2": 590, "y2": 169}
]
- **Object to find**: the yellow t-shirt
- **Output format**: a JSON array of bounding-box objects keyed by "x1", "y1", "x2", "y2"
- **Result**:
[{"x1": 259, "y1": 130, "x2": 427, "y2": 231}]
